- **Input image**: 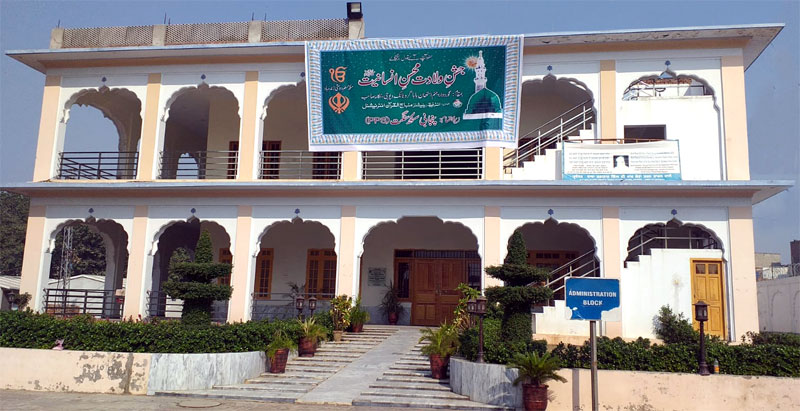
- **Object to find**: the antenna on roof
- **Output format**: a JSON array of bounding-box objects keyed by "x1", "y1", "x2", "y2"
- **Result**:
[
  {"x1": 57, "y1": 19, "x2": 61, "y2": 28},
  {"x1": 163, "y1": 13, "x2": 167, "y2": 24},
  {"x1": 251, "y1": 12, "x2": 255, "y2": 21},
  {"x1": 263, "y1": 13, "x2": 267, "y2": 21}
]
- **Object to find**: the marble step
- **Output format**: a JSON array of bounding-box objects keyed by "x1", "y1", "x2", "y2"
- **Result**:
[
  {"x1": 214, "y1": 383, "x2": 311, "y2": 393},
  {"x1": 284, "y1": 366, "x2": 340, "y2": 374},
  {"x1": 246, "y1": 376, "x2": 322, "y2": 384},
  {"x1": 368, "y1": 381, "x2": 453, "y2": 392},
  {"x1": 378, "y1": 375, "x2": 449, "y2": 384},
  {"x1": 384, "y1": 370, "x2": 433, "y2": 378},
  {"x1": 155, "y1": 389, "x2": 301, "y2": 403},
  {"x1": 353, "y1": 396, "x2": 507, "y2": 410},
  {"x1": 291, "y1": 356, "x2": 352, "y2": 363},
  {"x1": 312, "y1": 352, "x2": 362, "y2": 359},
  {"x1": 359, "y1": 388, "x2": 470, "y2": 401},
  {"x1": 396, "y1": 359, "x2": 430, "y2": 365},
  {"x1": 390, "y1": 364, "x2": 431, "y2": 372}
]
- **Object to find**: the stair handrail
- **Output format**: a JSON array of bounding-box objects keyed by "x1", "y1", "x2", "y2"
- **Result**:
[
  {"x1": 526, "y1": 248, "x2": 598, "y2": 288},
  {"x1": 549, "y1": 259, "x2": 601, "y2": 295}
]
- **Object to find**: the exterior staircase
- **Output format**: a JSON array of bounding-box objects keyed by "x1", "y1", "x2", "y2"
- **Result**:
[
  {"x1": 154, "y1": 326, "x2": 397, "y2": 403},
  {"x1": 353, "y1": 340, "x2": 507, "y2": 410}
]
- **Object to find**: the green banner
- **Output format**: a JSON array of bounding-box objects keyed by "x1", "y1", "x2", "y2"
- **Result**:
[{"x1": 306, "y1": 36, "x2": 522, "y2": 151}]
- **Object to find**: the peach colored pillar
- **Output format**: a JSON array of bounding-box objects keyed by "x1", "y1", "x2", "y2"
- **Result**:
[
  {"x1": 341, "y1": 152, "x2": 360, "y2": 181},
  {"x1": 721, "y1": 56, "x2": 751, "y2": 180},
  {"x1": 337, "y1": 206, "x2": 357, "y2": 296},
  {"x1": 136, "y1": 74, "x2": 162, "y2": 180},
  {"x1": 238, "y1": 72, "x2": 259, "y2": 180},
  {"x1": 32, "y1": 76, "x2": 62, "y2": 181},
  {"x1": 483, "y1": 206, "x2": 503, "y2": 288},
  {"x1": 599, "y1": 60, "x2": 616, "y2": 143},
  {"x1": 484, "y1": 147, "x2": 503, "y2": 180},
  {"x1": 228, "y1": 206, "x2": 254, "y2": 322},
  {"x1": 728, "y1": 206, "x2": 759, "y2": 340},
  {"x1": 602, "y1": 206, "x2": 622, "y2": 337},
  {"x1": 122, "y1": 205, "x2": 150, "y2": 319},
  {"x1": 19, "y1": 205, "x2": 48, "y2": 311}
]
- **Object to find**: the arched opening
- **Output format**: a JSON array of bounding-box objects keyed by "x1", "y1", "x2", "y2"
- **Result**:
[
  {"x1": 622, "y1": 219, "x2": 727, "y2": 339},
  {"x1": 360, "y1": 217, "x2": 480, "y2": 326},
  {"x1": 59, "y1": 88, "x2": 142, "y2": 179},
  {"x1": 45, "y1": 219, "x2": 129, "y2": 319},
  {"x1": 251, "y1": 218, "x2": 337, "y2": 320},
  {"x1": 260, "y1": 82, "x2": 341, "y2": 180},
  {"x1": 149, "y1": 219, "x2": 231, "y2": 321},
  {"x1": 508, "y1": 75, "x2": 596, "y2": 168},
  {"x1": 160, "y1": 85, "x2": 241, "y2": 179},
  {"x1": 622, "y1": 70, "x2": 714, "y2": 101},
  {"x1": 512, "y1": 219, "x2": 599, "y2": 300}
]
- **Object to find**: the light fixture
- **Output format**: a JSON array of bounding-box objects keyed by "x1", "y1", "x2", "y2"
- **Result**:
[
  {"x1": 347, "y1": 2, "x2": 363, "y2": 20},
  {"x1": 476, "y1": 296, "x2": 487, "y2": 315},
  {"x1": 308, "y1": 296, "x2": 317, "y2": 316},
  {"x1": 466, "y1": 298, "x2": 477, "y2": 315},
  {"x1": 694, "y1": 300, "x2": 710, "y2": 376},
  {"x1": 295, "y1": 295, "x2": 305, "y2": 319}
]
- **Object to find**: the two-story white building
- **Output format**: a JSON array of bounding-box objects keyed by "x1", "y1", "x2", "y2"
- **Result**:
[{"x1": 5, "y1": 7, "x2": 791, "y2": 342}]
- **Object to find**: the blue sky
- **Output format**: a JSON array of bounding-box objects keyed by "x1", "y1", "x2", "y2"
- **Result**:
[{"x1": 1, "y1": 1, "x2": 798, "y2": 261}]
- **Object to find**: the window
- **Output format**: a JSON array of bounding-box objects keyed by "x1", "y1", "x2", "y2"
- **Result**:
[
  {"x1": 217, "y1": 248, "x2": 233, "y2": 286},
  {"x1": 227, "y1": 141, "x2": 239, "y2": 179},
  {"x1": 623, "y1": 125, "x2": 666, "y2": 142},
  {"x1": 395, "y1": 260, "x2": 411, "y2": 299},
  {"x1": 261, "y1": 141, "x2": 281, "y2": 179},
  {"x1": 254, "y1": 249, "x2": 273, "y2": 299},
  {"x1": 306, "y1": 249, "x2": 337, "y2": 298}
]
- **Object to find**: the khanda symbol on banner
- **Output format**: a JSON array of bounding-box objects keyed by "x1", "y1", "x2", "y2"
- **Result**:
[
  {"x1": 329, "y1": 66, "x2": 347, "y2": 83},
  {"x1": 328, "y1": 92, "x2": 350, "y2": 114}
]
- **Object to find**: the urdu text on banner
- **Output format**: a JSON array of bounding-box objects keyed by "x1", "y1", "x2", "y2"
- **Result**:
[
  {"x1": 305, "y1": 35, "x2": 523, "y2": 151},
  {"x1": 561, "y1": 140, "x2": 682, "y2": 181}
]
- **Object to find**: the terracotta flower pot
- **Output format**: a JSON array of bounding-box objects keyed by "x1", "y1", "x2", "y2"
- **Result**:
[
  {"x1": 298, "y1": 337, "x2": 316, "y2": 357},
  {"x1": 333, "y1": 330, "x2": 343, "y2": 342},
  {"x1": 351, "y1": 322, "x2": 364, "y2": 333},
  {"x1": 522, "y1": 383, "x2": 549, "y2": 411},
  {"x1": 269, "y1": 348, "x2": 289, "y2": 373},
  {"x1": 387, "y1": 312, "x2": 398, "y2": 325},
  {"x1": 429, "y1": 354, "x2": 450, "y2": 379}
]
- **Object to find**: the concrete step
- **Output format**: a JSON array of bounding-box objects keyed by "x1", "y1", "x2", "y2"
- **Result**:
[
  {"x1": 214, "y1": 383, "x2": 310, "y2": 393},
  {"x1": 368, "y1": 381, "x2": 453, "y2": 392},
  {"x1": 390, "y1": 364, "x2": 431, "y2": 371},
  {"x1": 313, "y1": 351, "x2": 362, "y2": 357},
  {"x1": 246, "y1": 377, "x2": 321, "y2": 385},
  {"x1": 291, "y1": 356, "x2": 351, "y2": 363},
  {"x1": 284, "y1": 366, "x2": 339, "y2": 374},
  {"x1": 360, "y1": 388, "x2": 469, "y2": 401},
  {"x1": 384, "y1": 370, "x2": 433, "y2": 378},
  {"x1": 378, "y1": 375, "x2": 449, "y2": 384},
  {"x1": 155, "y1": 389, "x2": 301, "y2": 403},
  {"x1": 353, "y1": 396, "x2": 507, "y2": 410},
  {"x1": 396, "y1": 359, "x2": 430, "y2": 365}
]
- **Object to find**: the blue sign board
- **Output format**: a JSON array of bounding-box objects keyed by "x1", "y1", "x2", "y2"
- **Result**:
[{"x1": 565, "y1": 278, "x2": 620, "y2": 321}]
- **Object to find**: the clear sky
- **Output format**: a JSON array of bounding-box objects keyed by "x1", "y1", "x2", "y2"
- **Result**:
[{"x1": 1, "y1": 0, "x2": 798, "y2": 261}]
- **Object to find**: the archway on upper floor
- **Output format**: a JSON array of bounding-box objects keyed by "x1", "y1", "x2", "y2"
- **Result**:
[
  {"x1": 160, "y1": 84, "x2": 241, "y2": 179},
  {"x1": 45, "y1": 218, "x2": 129, "y2": 319},
  {"x1": 360, "y1": 216, "x2": 480, "y2": 326},
  {"x1": 149, "y1": 218, "x2": 231, "y2": 320},
  {"x1": 510, "y1": 219, "x2": 599, "y2": 300},
  {"x1": 59, "y1": 87, "x2": 142, "y2": 179},
  {"x1": 250, "y1": 218, "x2": 337, "y2": 320}
]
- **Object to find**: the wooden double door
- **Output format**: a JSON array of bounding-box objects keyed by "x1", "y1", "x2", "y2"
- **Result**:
[{"x1": 412, "y1": 259, "x2": 466, "y2": 326}]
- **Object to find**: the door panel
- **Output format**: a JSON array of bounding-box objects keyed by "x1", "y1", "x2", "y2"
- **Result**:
[
  {"x1": 413, "y1": 260, "x2": 439, "y2": 326},
  {"x1": 691, "y1": 260, "x2": 725, "y2": 338},
  {"x1": 410, "y1": 257, "x2": 467, "y2": 326},
  {"x1": 437, "y1": 260, "x2": 464, "y2": 324}
]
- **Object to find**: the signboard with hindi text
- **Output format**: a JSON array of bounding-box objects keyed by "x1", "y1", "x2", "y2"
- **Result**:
[
  {"x1": 562, "y1": 140, "x2": 682, "y2": 181},
  {"x1": 305, "y1": 36, "x2": 522, "y2": 151}
]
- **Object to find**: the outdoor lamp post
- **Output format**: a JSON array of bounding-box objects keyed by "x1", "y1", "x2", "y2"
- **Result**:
[
  {"x1": 475, "y1": 296, "x2": 487, "y2": 363},
  {"x1": 694, "y1": 300, "x2": 710, "y2": 376},
  {"x1": 308, "y1": 296, "x2": 317, "y2": 317},
  {"x1": 295, "y1": 295, "x2": 305, "y2": 320}
]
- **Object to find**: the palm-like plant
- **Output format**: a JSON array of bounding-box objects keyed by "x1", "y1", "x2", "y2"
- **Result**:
[
  {"x1": 266, "y1": 329, "x2": 297, "y2": 359},
  {"x1": 419, "y1": 322, "x2": 460, "y2": 357},
  {"x1": 507, "y1": 351, "x2": 567, "y2": 387},
  {"x1": 299, "y1": 317, "x2": 328, "y2": 343}
]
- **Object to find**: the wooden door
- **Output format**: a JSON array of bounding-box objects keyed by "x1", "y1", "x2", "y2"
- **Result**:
[
  {"x1": 413, "y1": 260, "x2": 439, "y2": 326},
  {"x1": 437, "y1": 260, "x2": 464, "y2": 324},
  {"x1": 691, "y1": 259, "x2": 726, "y2": 338}
]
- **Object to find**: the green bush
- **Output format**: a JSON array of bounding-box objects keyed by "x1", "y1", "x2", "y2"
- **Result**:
[
  {"x1": 458, "y1": 317, "x2": 547, "y2": 364},
  {"x1": 743, "y1": 331, "x2": 800, "y2": 348},
  {"x1": 0, "y1": 310, "x2": 335, "y2": 354},
  {"x1": 653, "y1": 306, "x2": 698, "y2": 344}
]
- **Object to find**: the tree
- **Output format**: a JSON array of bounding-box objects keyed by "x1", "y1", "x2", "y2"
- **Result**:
[
  {"x1": 484, "y1": 230, "x2": 553, "y2": 347},
  {"x1": 49, "y1": 225, "x2": 106, "y2": 278},
  {"x1": 0, "y1": 191, "x2": 29, "y2": 275},
  {"x1": 162, "y1": 230, "x2": 232, "y2": 325}
]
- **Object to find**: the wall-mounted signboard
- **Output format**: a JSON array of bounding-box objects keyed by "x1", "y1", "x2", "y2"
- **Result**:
[
  {"x1": 562, "y1": 140, "x2": 681, "y2": 181},
  {"x1": 305, "y1": 36, "x2": 522, "y2": 151}
]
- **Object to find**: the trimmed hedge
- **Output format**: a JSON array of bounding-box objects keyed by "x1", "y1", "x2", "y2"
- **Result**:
[
  {"x1": 459, "y1": 317, "x2": 547, "y2": 364},
  {"x1": 0, "y1": 310, "x2": 332, "y2": 353}
]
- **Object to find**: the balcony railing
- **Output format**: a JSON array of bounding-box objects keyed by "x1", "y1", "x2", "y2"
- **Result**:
[
  {"x1": 58, "y1": 151, "x2": 138, "y2": 180},
  {"x1": 146, "y1": 290, "x2": 227, "y2": 322},
  {"x1": 259, "y1": 150, "x2": 341, "y2": 180},
  {"x1": 43, "y1": 288, "x2": 124, "y2": 319},
  {"x1": 159, "y1": 150, "x2": 238, "y2": 179},
  {"x1": 251, "y1": 292, "x2": 334, "y2": 321},
  {"x1": 362, "y1": 149, "x2": 483, "y2": 180}
]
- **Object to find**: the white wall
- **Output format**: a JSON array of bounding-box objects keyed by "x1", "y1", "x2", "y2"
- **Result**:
[
  {"x1": 259, "y1": 219, "x2": 335, "y2": 295},
  {"x1": 757, "y1": 276, "x2": 800, "y2": 333}
]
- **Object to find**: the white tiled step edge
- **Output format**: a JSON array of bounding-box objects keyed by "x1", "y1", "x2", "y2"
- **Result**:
[
  {"x1": 352, "y1": 395, "x2": 509, "y2": 410},
  {"x1": 154, "y1": 389, "x2": 301, "y2": 403}
]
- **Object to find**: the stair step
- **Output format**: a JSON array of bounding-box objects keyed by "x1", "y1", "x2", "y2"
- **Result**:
[
  {"x1": 384, "y1": 370, "x2": 433, "y2": 378},
  {"x1": 397, "y1": 360, "x2": 430, "y2": 365},
  {"x1": 378, "y1": 375, "x2": 449, "y2": 384},
  {"x1": 291, "y1": 356, "x2": 351, "y2": 363},
  {"x1": 214, "y1": 383, "x2": 310, "y2": 393},
  {"x1": 155, "y1": 389, "x2": 301, "y2": 403},
  {"x1": 353, "y1": 396, "x2": 506, "y2": 410},
  {"x1": 284, "y1": 366, "x2": 339, "y2": 374},
  {"x1": 360, "y1": 388, "x2": 469, "y2": 401},
  {"x1": 390, "y1": 364, "x2": 430, "y2": 371},
  {"x1": 313, "y1": 352, "x2": 361, "y2": 358},
  {"x1": 368, "y1": 382, "x2": 452, "y2": 392},
  {"x1": 249, "y1": 376, "x2": 323, "y2": 384}
]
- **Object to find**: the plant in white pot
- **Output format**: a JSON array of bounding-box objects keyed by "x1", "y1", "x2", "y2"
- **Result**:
[{"x1": 507, "y1": 351, "x2": 567, "y2": 411}]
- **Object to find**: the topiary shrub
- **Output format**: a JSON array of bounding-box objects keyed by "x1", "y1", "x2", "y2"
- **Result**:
[
  {"x1": 653, "y1": 305, "x2": 698, "y2": 344},
  {"x1": 162, "y1": 231, "x2": 233, "y2": 325},
  {"x1": 484, "y1": 230, "x2": 552, "y2": 346}
]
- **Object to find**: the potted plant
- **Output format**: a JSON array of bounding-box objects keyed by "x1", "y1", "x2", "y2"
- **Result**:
[
  {"x1": 419, "y1": 321, "x2": 460, "y2": 379},
  {"x1": 379, "y1": 282, "x2": 405, "y2": 325},
  {"x1": 349, "y1": 297, "x2": 370, "y2": 333},
  {"x1": 507, "y1": 351, "x2": 567, "y2": 411},
  {"x1": 329, "y1": 295, "x2": 352, "y2": 342},
  {"x1": 298, "y1": 317, "x2": 327, "y2": 357},
  {"x1": 266, "y1": 329, "x2": 297, "y2": 373}
]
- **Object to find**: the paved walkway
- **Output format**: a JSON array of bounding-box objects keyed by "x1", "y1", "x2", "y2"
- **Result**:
[{"x1": 296, "y1": 326, "x2": 424, "y2": 405}]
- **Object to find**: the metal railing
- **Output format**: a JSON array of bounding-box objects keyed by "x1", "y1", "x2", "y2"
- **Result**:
[
  {"x1": 260, "y1": 150, "x2": 341, "y2": 180},
  {"x1": 527, "y1": 249, "x2": 600, "y2": 300},
  {"x1": 159, "y1": 150, "x2": 238, "y2": 179},
  {"x1": 505, "y1": 99, "x2": 594, "y2": 169},
  {"x1": 623, "y1": 80, "x2": 711, "y2": 100},
  {"x1": 625, "y1": 226, "x2": 721, "y2": 265},
  {"x1": 58, "y1": 151, "x2": 138, "y2": 180},
  {"x1": 362, "y1": 149, "x2": 483, "y2": 180},
  {"x1": 43, "y1": 288, "x2": 124, "y2": 319},
  {"x1": 251, "y1": 292, "x2": 334, "y2": 321},
  {"x1": 146, "y1": 290, "x2": 227, "y2": 322}
]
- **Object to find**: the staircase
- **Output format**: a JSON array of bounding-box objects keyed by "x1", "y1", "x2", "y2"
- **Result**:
[
  {"x1": 504, "y1": 99, "x2": 595, "y2": 180},
  {"x1": 154, "y1": 327, "x2": 397, "y2": 403},
  {"x1": 353, "y1": 340, "x2": 507, "y2": 410}
]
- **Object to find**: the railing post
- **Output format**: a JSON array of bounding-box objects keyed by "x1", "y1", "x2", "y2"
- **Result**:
[
  {"x1": 97, "y1": 152, "x2": 102, "y2": 179},
  {"x1": 84, "y1": 290, "x2": 88, "y2": 315}
]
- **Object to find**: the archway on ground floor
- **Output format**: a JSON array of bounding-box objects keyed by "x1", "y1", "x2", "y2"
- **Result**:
[
  {"x1": 46, "y1": 219, "x2": 129, "y2": 319},
  {"x1": 360, "y1": 216, "x2": 480, "y2": 326},
  {"x1": 251, "y1": 218, "x2": 337, "y2": 320},
  {"x1": 149, "y1": 218, "x2": 231, "y2": 320},
  {"x1": 511, "y1": 218, "x2": 599, "y2": 300},
  {"x1": 623, "y1": 218, "x2": 726, "y2": 338}
]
